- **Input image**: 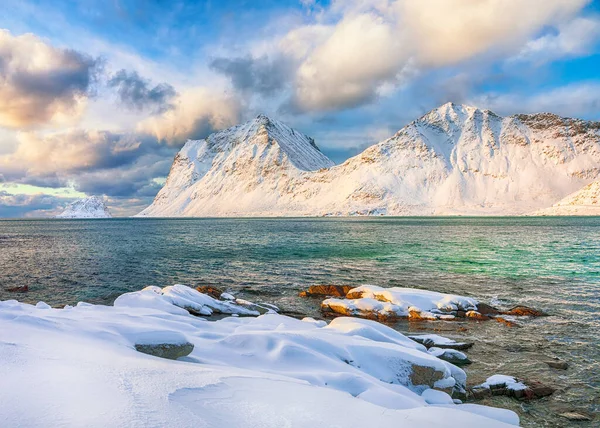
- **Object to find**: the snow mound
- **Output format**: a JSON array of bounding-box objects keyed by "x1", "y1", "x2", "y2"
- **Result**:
[
  {"x1": 322, "y1": 285, "x2": 478, "y2": 320},
  {"x1": 0, "y1": 295, "x2": 518, "y2": 427},
  {"x1": 56, "y1": 196, "x2": 112, "y2": 218},
  {"x1": 114, "y1": 284, "x2": 261, "y2": 316},
  {"x1": 533, "y1": 179, "x2": 600, "y2": 216}
]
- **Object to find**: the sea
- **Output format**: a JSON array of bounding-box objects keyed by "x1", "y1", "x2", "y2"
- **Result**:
[{"x1": 0, "y1": 217, "x2": 598, "y2": 427}]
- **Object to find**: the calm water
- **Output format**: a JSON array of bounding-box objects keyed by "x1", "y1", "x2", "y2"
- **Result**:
[{"x1": 1, "y1": 217, "x2": 599, "y2": 426}]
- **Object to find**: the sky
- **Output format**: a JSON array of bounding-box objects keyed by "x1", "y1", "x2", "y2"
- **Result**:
[{"x1": 1, "y1": 0, "x2": 600, "y2": 217}]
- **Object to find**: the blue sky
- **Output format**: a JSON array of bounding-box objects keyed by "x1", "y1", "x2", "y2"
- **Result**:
[{"x1": 1, "y1": 0, "x2": 600, "y2": 216}]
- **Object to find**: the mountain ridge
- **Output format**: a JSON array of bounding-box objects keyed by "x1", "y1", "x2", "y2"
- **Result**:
[
  {"x1": 138, "y1": 105, "x2": 600, "y2": 217},
  {"x1": 56, "y1": 196, "x2": 112, "y2": 219}
]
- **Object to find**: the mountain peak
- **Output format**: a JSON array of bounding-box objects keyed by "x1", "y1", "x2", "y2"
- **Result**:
[{"x1": 56, "y1": 196, "x2": 112, "y2": 219}]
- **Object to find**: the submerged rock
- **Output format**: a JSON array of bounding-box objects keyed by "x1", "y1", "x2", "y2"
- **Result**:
[
  {"x1": 559, "y1": 412, "x2": 592, "y2": 421},
  {"x1": 299, "y1": 285, "x2": 352, "y2": 298},
  {"x1": 4, "y1": 285, "x2": 29, "y2": 293},
  {"x1": 546, "y1": 360, "x2": 569, "y2": 370},
  {"x1": 135, "y1": 342, "x2": 194, "y2": 360},
  {"x1": 503, "y1": 306, "x2": 548, "y2": 317}
]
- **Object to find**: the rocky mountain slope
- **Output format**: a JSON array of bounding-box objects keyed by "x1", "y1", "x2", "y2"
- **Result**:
[
  {"x1": 138, "y1": 104, "x2": 600, "y2": 217},
  {"x1": 56, "y1": 196, "x2": 112, "y2": 218},
  {"x1": 533, "y1": 180, "x2": 600, "y2": 216}
]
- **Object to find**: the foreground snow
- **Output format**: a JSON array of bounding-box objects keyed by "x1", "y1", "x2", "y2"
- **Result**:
[
  {"x1": 139, "y1": 104, "x2": 600, "y2": 217},
  {"x1": 56, "y1": 195, "x2": 112, "y2": 218},
  {"x1": 0, "y1": 287, "x2": 519, "y2": 427}
]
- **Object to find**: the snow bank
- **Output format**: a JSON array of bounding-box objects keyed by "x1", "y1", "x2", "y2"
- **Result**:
[
  {"x1": 114, "y1": 284, "x2": 261, "y2": 316},
  {"x1": 0, "y1": 295, "x2": 518, "y2": 427},
  {"x1": 322, "y1": 285, "x2": 478, "y2": 320}
]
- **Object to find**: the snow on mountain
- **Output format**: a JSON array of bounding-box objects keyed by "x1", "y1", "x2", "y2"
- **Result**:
[
  {"x1": 532, "y1": 179, "x2": 600, "y2": 216},
  {"x1": 138, "y1": 105, "x2": 600, "y2": 217},
  {"x1": 56, "y1": 196, "x2": 112, "y2": 218}
]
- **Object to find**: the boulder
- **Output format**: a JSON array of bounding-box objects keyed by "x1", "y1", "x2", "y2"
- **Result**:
[
  {"x1": 476, "y1": 302, "x2": 501, "y2": 316},
  {"x1": 428, "y1": 347, "x2": 472, "y2": 366},
  {"x1": 545, "y1": 360, "x2": 568, "y2": 370},
  {"x1": 299, "y1": 285, "x2": 352, "y2": 298},
  {"x1": 195, "y1": 285, "x2": 223, "y2": 299},
  {"x1": 135, "y1": 342, "x2": 194, "y2": 360},
  {"x1": 410, "y1": 365, "x2": 446, "y2": 389},
  {"x1": 503, "y1": 306, "x2": 548, "y2": 317},
  {"x1": 494, "y1": 316, "x2": 519, "y2": 327},
  {"x1": 465, "y1": 310, "x2": 490, "y2": 321}
]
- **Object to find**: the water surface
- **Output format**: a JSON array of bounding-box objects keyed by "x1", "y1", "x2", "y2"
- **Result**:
[{"x1": 1, "y1": 217, "x2": 598, "y2": 426}]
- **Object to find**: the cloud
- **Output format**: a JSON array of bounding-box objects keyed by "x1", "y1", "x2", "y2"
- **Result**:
[
  {"x1": 272, "y1": 0, "x2": 590, "y2": 112},
  {"x1": 471, "y1": 82, "x2": 600, "y2": 118},
  {"x1": 137, "y1": 87, "x2": 241, "y2": 145},
  {"x1": 0, "y1": 29, "x2": 102, "y2": 128},
  {"x1": 209, "y1": 55, "x2": 291, "y2": 96},
  {"x1": 510, "y1": 16, "x2": 600, "y2": 64},
  {"x1": 108, "y1": 69, "x2": 178, "y2": 113},
  {"x1": 0, "y1": 191, "x2": 71, "y2": 218}
]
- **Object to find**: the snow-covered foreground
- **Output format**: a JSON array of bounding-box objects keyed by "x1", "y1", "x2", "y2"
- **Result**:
[{"x1": 0, "y1": 286, "x2": 519, "y2": 427}]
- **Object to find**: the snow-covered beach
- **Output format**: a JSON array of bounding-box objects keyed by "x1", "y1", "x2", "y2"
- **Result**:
[{"x1": 1, "y1": 284, "x2": 521, "y2": 427}]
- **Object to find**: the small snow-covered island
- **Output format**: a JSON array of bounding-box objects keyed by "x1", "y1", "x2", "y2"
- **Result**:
[
  {"x1": 2, "y1": 283, "x2": 554, "y2": 427},
  {"x1": 55, "y1": 195, "x2": 112, "y2": 219}
]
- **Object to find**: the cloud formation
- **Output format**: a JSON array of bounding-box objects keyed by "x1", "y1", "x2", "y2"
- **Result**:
[
  {"x1": 0, "y1": 191, "x2": 69, "y2": 218},
  {"x1": 274, "y1": 0, "x2": 591, "y2": 112},
  {"x1": 137, "y1": 87, "x2": 241, "y2": 145},
  {"x1": 0, "y1": 29, "x2": 101, "y2": 128},
  {"x1": 108, "y1": 69, "x2": 177, "y2": 113},
  {"x1": 210, "y1": 55, "x2": 291, "y2": 96}
]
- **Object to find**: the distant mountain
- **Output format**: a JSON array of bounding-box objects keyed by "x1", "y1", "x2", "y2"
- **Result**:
[
  {"x1": 138, "y1": 105, "x2": 600, "y2": 217},
  {"x1": 533, "y1": 180, "x2": 600, "y2": 216},
  {"x1": 56, "y1": 196, "x2": 112, "y2": 218}
]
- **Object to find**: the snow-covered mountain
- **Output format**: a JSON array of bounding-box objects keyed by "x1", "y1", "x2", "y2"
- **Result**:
[
  {"x1": 533, "y1": 180, "x2": 600, "y2": 216},
  {"x1": 138, "y1": 105, "x2": 600, "y2": 217},
  {"x1": 56, "y1": 196, "x2": 112, "y2": 218}
]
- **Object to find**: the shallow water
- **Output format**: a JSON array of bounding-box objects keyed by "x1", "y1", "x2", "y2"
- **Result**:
[{"x1": 0, "y1": 217, "x2": 598, "y2": 426}]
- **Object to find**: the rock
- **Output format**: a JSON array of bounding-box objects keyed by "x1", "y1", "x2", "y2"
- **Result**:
[
  {"x1": 300, "y1": 285, "x2": 352, "y2": 298},
  {"x1": 465, "y1": 310, "x2": 490, "y2": 321},
  {"x1": 469, "y1": 386, "x2": 492, "y2": 400},
  {"x1": 559, "y1": 412, "x2": 592, "y2": 421},
  {"x1": 526, "y1": 380, "x2": 555, "y2": 398},
  {"x1": 408, "y1": 334, "x2": 474, "y2": 350},
  {"x1": 455, "y1": 310, "x2": 466, "y2": 318},
  {"x1": 503, "y1": 305, "x2": 548, "y2": 317},
  {"x1": 476, "y1": 303, "x2": 501, "y2": 316},
  {"x1": 4, "y1": 285, "x2": 29, "y2": 293},
  {"x1": 135, "y1": 342, "x2": 194, "y2": 360},
  {"x1": 195, "y1": 285, "x2": 223, "y2": 299},
  {"x1": 546, "y1": 360, "x2": 568, "y2": 370},
  {"x1": 494, "y1": 316, "x2": 519, "y2": 327},
  {"x1": 428, "y1": 347, "x2": 472, "y2": 366},
  {"x1": 409, "y1": 365, "x2": 445, "y2": 389}
]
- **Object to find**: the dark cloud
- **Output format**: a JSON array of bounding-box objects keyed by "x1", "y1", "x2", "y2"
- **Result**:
[
  {"x1": 108, "y1": 69, "x2": 177, "y2": 113},
  {"x1": 0, "y1": 191, "x2": 73, "y2": 218},
  {"x1": 210, "y1": 55, "x2": 291, "y2": 96},
  {"x1": 0, "y1": 30, "x2": 102, "y2": 128}
]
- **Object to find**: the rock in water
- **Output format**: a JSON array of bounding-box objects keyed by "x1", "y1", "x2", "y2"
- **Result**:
[
  {"x1": 503, "y1": 306, "x2": 548, "y2": 317},
  {"x1": 135, "y1": 342, "x2": 194, "y2": 360},
  {"x1": 546, "y1": 360, "x2": 569, "y2": 370},
  {"x1": 56, "y1": 196, "x2": 112, "y2": 218},
  {"x1": 559, "y1": 412, "x2": 592, "y2": 421},
  {"x1": 299, "y1": 285, "x2": 352, "y2": 297}
]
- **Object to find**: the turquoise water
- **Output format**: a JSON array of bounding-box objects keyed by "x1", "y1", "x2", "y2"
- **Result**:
[{"x1": 0, "y1": 217, "x2": 598, "y2": 426}]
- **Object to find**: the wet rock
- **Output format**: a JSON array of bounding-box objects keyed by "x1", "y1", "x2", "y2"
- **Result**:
[
  {"x1": 468, "y1": 386, "x2": 492, "y2": 400},
  {"x1": 408, "y1": 334, "x2": 474, "y2": 350},
  {"x1": 195, "y1": 285, "x2": 223, "y2": 299},
  {"x1": 559, "y1": 412, "x2": 592, "y2": 421},
  {"x1": 409, "y1": 365, "x2": 445, "y2": 389},
  {"x1": 526, "y1": 380, "x2": 555, "y2": 398},
  {"x1": 300, "y1": 285, "x2": 352, "y2": 298},
  {"x1": 4, "y1": 285, "x2": 28, "y2": 293},
  {"x1": 468, "y1": 376, "x2": 555, "y2": 402},
  {"x1": 546, "y1": 360, "x2": 568, "y2": 370},
  {"x1": 494, "y1": 316, "x2": 519, "y2": 327},
  {"x1": 503, "y1": 305, "x2": 548, "y2": 317},
  {"x1": 455, "y1": 310, "x2": 466, "y2": 318},
  {"x1": 476, "y1": 302, "x2": 501, "y2": 316},
  {"x1": 135, "y1": 342, "x2": 194, "y2": 360},
  {"x1": 465, "y1": 310, "x2": 490, "y2": 321},
  {"x1": 428, "y1": 347, "x2": 472, "y2": 366}
]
